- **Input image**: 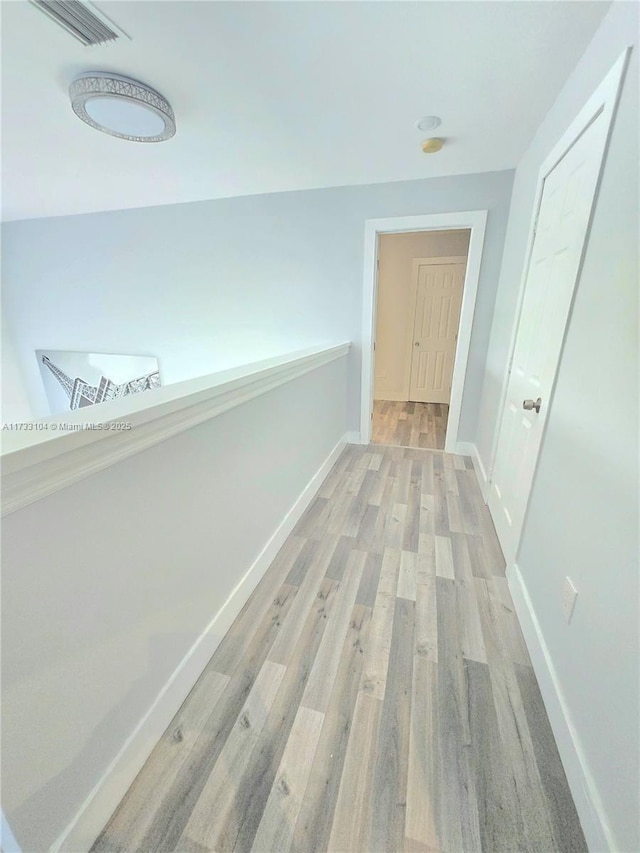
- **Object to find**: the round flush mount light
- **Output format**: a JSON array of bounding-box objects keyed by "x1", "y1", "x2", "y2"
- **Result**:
[
  {"x1": 422, "y1": 137, "x2": 445, "y2": 154},
  {"x1": 69, "y1": 72, "x2": 176, "y2": 142},
  {"x1": 416, "y1": 115, "x2": 441, "y2": 132}
]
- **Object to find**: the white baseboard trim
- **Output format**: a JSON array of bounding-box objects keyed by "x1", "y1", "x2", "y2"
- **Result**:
[
  {"x1": 507, "y1": 563, "x2": 615, "y2": 853},
  {"x1": 52, "y1": 433, "x2": 349, "y2": 853},
  {"x1": 455, "y1": 441, "x2": 489, "y2": 502},
  {"x1": 454, "y1": 440, "x2": 474, "y2": 456},
  {"x1": 471, "y1": 444, "x2": 489, "y2": 501},
  {"x1": 345, "y1": 430, "x2": 363, "y2": 444}
]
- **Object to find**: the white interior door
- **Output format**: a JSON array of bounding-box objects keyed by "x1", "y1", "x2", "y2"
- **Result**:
[
  {"x1": 489, "y1": 110, "x2": 610, "y2": 563},
  {"x1": 409, "y1": 261, "x2": 465, "y2": 403}
]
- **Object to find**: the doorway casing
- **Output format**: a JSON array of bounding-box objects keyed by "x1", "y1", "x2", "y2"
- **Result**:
[{"x1": 360, "y1": 210, "x2": 488, "y2": 452}]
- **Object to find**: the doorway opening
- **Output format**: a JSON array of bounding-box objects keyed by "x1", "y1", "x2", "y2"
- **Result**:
[
  {"x1": 372, "y1": 230, "x2": 470, "y2": 449},
  {"x1": 360, "y1": 211, "x2": 488, "y2": 453}
]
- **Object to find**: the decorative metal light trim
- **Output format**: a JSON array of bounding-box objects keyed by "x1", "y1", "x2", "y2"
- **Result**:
[{"x1": 69, "y1": 73, "x2": 176, "y2": 142}]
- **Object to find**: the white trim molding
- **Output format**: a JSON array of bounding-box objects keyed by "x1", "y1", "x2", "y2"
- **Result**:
[
  {"x1": 360, "y1": 210, "x2": 488, "y2": 454},
  {"x1": 51, "y1": 433, "x2": 350, "y2": 853},
  {"x1": 456, "y1": 441, "x2": 490, "y2": 501},
  {"x1": 507, "y1": 564, "x2": 616, "y2": 853},
  {"x1": 454, "y1": 440, "x2": 474, "y2": 457},
  {"x1": 1, "y1": 343, "x2": 350, "y2": 515}
]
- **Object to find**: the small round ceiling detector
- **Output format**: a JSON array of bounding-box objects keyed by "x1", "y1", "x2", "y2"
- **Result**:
[
  {"x1": 422, "y1": 138, "x2": 445, "y2": 154},
  {"x1": 415, "y1": 115, "x2": 442, "y2": 132}
]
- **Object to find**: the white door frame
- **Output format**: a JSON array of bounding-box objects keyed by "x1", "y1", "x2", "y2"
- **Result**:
[
  {"x1": 485, "y1": 48, "x2": 630, "y2": 493},
  {"x1": 360, "y1": 210, "x2": 488, "y2": 452}
]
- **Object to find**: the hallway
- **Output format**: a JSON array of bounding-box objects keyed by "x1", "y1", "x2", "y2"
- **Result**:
[
  {"x1": 372, "y1": 400, "x2": 449, "y2": 449},
  {"x1": 93, "y1": 444, "x2": 586, "y2": 853}
]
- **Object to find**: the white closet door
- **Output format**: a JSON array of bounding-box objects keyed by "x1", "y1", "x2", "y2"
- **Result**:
[
  {"x1": 409, "y1": 262, "x2": 465, "y2": 404},
  {"x1": 489, "y1": 110, "x2": 609, "y2": 562}
]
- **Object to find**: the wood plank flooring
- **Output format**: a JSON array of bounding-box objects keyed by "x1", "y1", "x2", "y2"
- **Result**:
[
  {"x1": 372, "y1": 401, "x2": 449, "y2": 450},
  {"x1": 92, "y1": 444, "x2": 586, "y2": 853}
]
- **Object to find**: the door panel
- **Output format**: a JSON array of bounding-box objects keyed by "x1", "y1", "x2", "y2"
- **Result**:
[
  {"x1": 489, "y1": 111, "x2": 609, "y2": 562},
  {"x1": 409, "y1": 263, "x2": 465, "y2": 403}
]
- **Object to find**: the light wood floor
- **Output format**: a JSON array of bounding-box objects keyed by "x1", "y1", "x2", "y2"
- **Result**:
[
  {"x1": 93, "y1": 444, "x2": 586, "y2": 853},
  {"x1": 372, "y1": 400, "x2": 449, "y2": 450}
]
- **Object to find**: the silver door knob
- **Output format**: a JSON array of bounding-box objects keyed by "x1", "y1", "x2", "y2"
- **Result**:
[{"x1": 523, "y1": 397, "x2": 542, "y2": 413}]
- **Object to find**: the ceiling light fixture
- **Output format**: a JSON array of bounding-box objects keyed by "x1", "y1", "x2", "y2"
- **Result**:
[
  {"x1": 416, "y1": 115, "x2": 441, "y2": 132},
  {"x1": 422, "y1": 138, "x2": 445, "y2": 154},
  {"x1": 69, "y1": 72, "x2": 176, "y2": 142}
]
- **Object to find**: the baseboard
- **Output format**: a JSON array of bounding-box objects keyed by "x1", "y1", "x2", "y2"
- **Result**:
[
  {"x1": 455, "y1": 441, "x2": 489, "y2": 501},
  {"x1": 507, "y1": 564, "x2": 615, "y2": 853},
  {"x1": 52, "y1": 433, "x2": 349, "y2": 853},
  {"x1": 345, "y1": 430, "x2": 363, "y2": 444},
  {"x1": 454, "y1": 440, "x2": 474, "y2": 456},
  {"x1": 470, "y1": 444, "x2": 489, "y2": 501}
]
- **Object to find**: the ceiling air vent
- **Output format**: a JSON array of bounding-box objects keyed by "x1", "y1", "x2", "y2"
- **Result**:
[{"x1": 29, "y1": 0, "x2": 129, "y2": 46}]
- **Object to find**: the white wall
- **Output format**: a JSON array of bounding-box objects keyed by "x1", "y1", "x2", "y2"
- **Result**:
[
  {"x1": 374, "y1": 229, "x2": 470, "y2": 400},
  {"x1": 0, "y1": 170, "x2": 513, "y2": 439},
  {"x1": 1, "y1": 314, "x2": 34, "y2": 422},
  {"x1": 1, "y1": 354, "x2": 347, "y2": 852},
  {"x1": 475, "y1": 3, "x2": 639, "y2": 850}
]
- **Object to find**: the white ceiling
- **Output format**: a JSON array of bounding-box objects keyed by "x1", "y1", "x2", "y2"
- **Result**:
[{"x1": 1, "y1": 0, "x2": 610, "y2": 221}]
